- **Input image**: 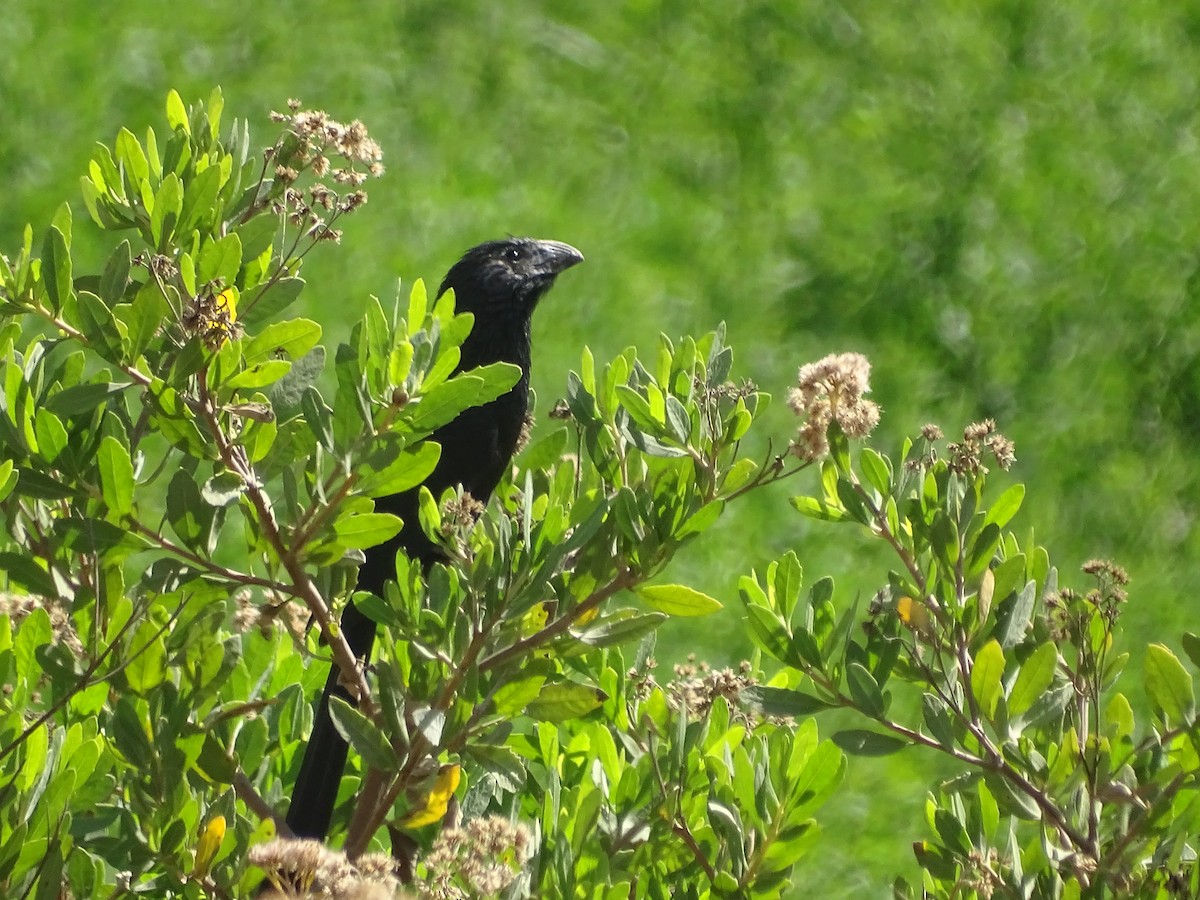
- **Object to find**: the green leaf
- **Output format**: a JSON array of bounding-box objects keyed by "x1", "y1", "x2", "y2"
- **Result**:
[
  {"x1": 237, "y1": 215, "x2": 279, "y2": 262},
  {"x1": 207, "y1": 86, "x2": 224, "y2": 139},
  {"x1": 664, "y1": 394, "x2": 691, "y2": 444},
  {"x1": 1008, "y1": 641, "x2": 1058, "y2": 716},
  {"x1": 846, "y1": 662, "x2": 886, "y2": 718},
  {"x1": 201, "y1": 471, "x2": 244, "y2": 507},
  {"x1": 742, "y1": 603, "x2": 794, "y2": 665},
  {"x1": 0, "y1": 459, "x2": 16, "y2": 504},
  {"x1": 933, "y1": 809, "x2": 973, "y2": 856},
  {"x1": 178, "y1": 164, "x2": 223, "y2": 236},
  {"x1": 301, "y1": 385, "x2": 335, "y2": 450},
  {"x1": 740, "y1": 686, "x2": 833, "y2": 717},
  {"x1": 328, "y1": 696, "x2": 396, "y2": 771},
  {"x1": 269, "y1": 345, "x2": 325, "y2": 418},
  {"x1": 359, "y1": 441, "x2": 441, "y2": 498},
  {"x1": 1144, "y1": 643, "x2": 1196, "y2": 724},
  {"x1": 196, "y1": 734, "x2": 238, "y2": 783},
  {"x1": 634, "y1": 583, "x2": 722, "y2": 616},
  {"x1": 493, "y1": 676, "x2": 546, "y2": 716},
  {"x1": 198, "y1": 233, "x2": 243, "y2": 286},
  {"x1": 97, "y1": 435, "x2": 133, "y2": 519},
  {"x1": 790, "y1": 495, "x2": 848, "y2": 522},
  {"x1": 527, "y1": 682, "x2": 606, "y2": 723},
  {"x1": 983, "y1": 772, "x2": 1040, "y2": 821},
  {"x1": 115, "y1": 128, "x2": 149, "y2": 187},
  {"x1": 676, "y1": 498, "x2": 726, "y2": 539},
  {"x1": 41, "y1": 224, "x2": 72, "y2": 312},
  {"x1": 12, "y1": 467, "x2": 76, "y2": 501},
  {"x1": 859, "y1": 447, "x2": 891, "y2": 494},
  {"x1": 242, "y1": 319, "x2": 322, "y2": 365},
  {"x1": 831, "y1": 730, "x2": 906, "y2": 756},
  {"x1": 167, "y1": 470, "x2": 213, "y2": 549},
  {"x1": 983, "y1": 483, "x2": 1025, "y2": 530},
  {"x1": 125, "y1": 620, "x2": 166, "y2": 694},
  {"x1": 99, "y1": 241, "x2": 132, "y2": 304},
  {"x1": 921, "y1": 694, "x2": 956, "y2": 749},
  {"x1": 971, "y1": 639, "x2": 1005, "y2": 719},
  {"x1": 408, "y1": 375, "x2": 485, "y2": 431},
  {"x1": 464, "y1": 744, "x2": 527, "y2": 794},
  {"x1": 995, "y1": 579, "x2": 1036, "y2": 649},
  {"x1": 225, "y1": 360, "x2": 291, "y2": 390},
  {"x1": 1182, "y1": 633, "x2": 1200, "y2": 671},
  {"x1": 333, "y1": 512, "x2": 403, "y2": 550},
  {"x1": 75, "y1": 290, "x2": 127, "y2": 360},
  {"x1": 240, "y1": 277, "x2": 306, "y2": 327},
  {"x1": 1105, "y1": 692, "x2": 1135, "y2": 743},
  {"x1": 150, "y1": 172, "x2": 183, "y2": 249},
  {"x1": 166, "y1": 89, "x2": 190, "y2": 134},
  {"x1": 33, "y1": 409, "x2": 67, "y2": 462},
  {"x1": 771, "y1": 550, "x2": 804, "y2": 621},
  {"x1": 518, "y1": 426, "x2": 569, "y2": 473},
  {"x1": 614, "y1": 384, "x2": 662, "y2": 432},
  {"x1": 0, "y1": 552, "x2": 55, "y2": 595},
  {"x1": 115, "y1": 280, "x2": 171, "y2": 359},
  {"x1": 574, "y1": 611, "x2": 668, "y2": 647}
]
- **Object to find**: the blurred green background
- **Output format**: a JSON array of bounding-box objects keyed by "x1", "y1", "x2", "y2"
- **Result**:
[{"x1": 4, "y1": 1, "x2": 1198, "y2": 893}]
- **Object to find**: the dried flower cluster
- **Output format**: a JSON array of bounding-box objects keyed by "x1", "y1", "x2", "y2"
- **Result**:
[
  {"x1": 787, "y1": 352, "x2": 880, "y2": 462},
  {"x1": 692, "y1": 376, "x2": 759, "y2": 405},
  {"x1": 666, "y1": 656, "x2": 757, "y2": 720},
  {"x1": 624, "y1": 656, "x2": 659, "y2": 702},
  {"x1": 250, "y1": 839, "x2": 404, "y2": 899},
  {"x1": 232, "y1": 588, "x2": 311, "y2": 641},
  {"x1": 946, "y1": 419, "x2": 1016, "y2": 475},
  {"x1": 1044, "y1": 559, "x2": 1130, "y2": 643},
  {"x1": 0, "y1": 593, "x2": 83, "y2": 655},
  {"x1": 415, "y1": 816, "x2": 533, "y2": 899},
  {"x1": 264, "y1": 99, "x2": 384, "y2": 246},
  {"x1": 962, "y1": 847, "x2": 1004, "y2": 899},
  {"x1": 181, "y1": 282, "x2": 241, "y2": 349},
  {"x1": 440, "y1": 491, "x2": 486, "y2": 537}
]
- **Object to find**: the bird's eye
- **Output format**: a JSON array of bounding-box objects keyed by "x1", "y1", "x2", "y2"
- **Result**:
[{"x1": 506, "y1": 246, "x2": 523, "y2": 262}]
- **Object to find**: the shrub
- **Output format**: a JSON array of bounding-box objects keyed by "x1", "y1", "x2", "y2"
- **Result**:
[{"x1": 0, "y1": 90, "x2": 1195, "y2": 899}]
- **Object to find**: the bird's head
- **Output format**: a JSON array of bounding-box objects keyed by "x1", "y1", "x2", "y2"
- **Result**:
[{"x1": 437, "y1": 237, "x2": 584, "y2": 318}]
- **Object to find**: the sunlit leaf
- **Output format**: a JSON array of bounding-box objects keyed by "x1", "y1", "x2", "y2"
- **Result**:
[
  {"x1": 328, "y1": 696, "x2": 396, "y2": 771},
  {"x1": 1145, "y1": 643, "x2": 1196, "y2": 724},
  {"x1": 831, "y1": 730, "x2": 906, "y2": 756},
  {"x1": 971, "y1": 639, "x2": 1005, "y2": 719},
  {"x1": 527, "y1": 682, "x2": 606, "y2": 722},
  {"x1": 97, "y1": 435, "x2": 133, "y2": 519},
  {"x1": 635, "y1": 583, "x2": 722, "y2": 617},
  {"x1": 1008, "y1": 641, "x2": 1058, "y2": 716},
  {"x1": 332, "y1": 512, "x2": 403, "y2": 550}
]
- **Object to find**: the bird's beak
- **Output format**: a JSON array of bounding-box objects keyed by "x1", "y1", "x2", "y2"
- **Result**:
[{"x1": 534, "y1": 240, "x2": 584, "y2": 274}]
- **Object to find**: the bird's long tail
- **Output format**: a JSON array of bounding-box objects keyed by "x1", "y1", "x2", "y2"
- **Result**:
[{"x1": 285, "y1": 600, "x2": 377, "y2": 839}]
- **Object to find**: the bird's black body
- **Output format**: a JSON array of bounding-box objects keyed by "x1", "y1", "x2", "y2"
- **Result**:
[{"x1": 285, "y1": 238, "x2": 583, "y2": 841}]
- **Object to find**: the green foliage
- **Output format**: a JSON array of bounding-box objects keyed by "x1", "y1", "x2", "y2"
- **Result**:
[
  {"x1": 8, "y1": 12, "x2": 1200, "y2": 889},
  {"x1": 3, "y1": 86, "x2": 1198, "y2": 899},
  {"x1": 0, "y1": 92, "x2": 840, "y2": 898},
  {"x1": 745, "y1": 417, "x2": 1200, "y2": 896}
]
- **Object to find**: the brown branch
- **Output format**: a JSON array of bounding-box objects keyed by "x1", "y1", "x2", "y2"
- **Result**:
[
  {"x1": 233, "y1": 772, "x2": 294, "y2": 838},
  {"x1": 480, "y1": 567, "x2": 636, "y2": 673},
  {"x1": 197, "y1": 371, "x2": 374, "y2": 715}
]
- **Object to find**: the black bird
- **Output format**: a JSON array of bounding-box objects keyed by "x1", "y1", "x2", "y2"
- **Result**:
[{"x1": 286, "y1": 237, "x2": 583, "y2": 841}]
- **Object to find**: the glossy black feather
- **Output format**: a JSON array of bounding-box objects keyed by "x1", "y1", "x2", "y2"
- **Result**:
[{"x1": 286, "y1": 238, "x2": 582, "y2": 840}]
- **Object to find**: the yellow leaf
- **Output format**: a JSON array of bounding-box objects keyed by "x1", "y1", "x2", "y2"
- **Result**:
[
  {"x1": 192, "y1": 815, "x2": 226, "y2": 878},
  {"x1": 897, "y1": 596, "x2": 932, "y2": 635},
  {"x1": 400, "y1": 764, "x2": 461, "y2": 828},
  {"x1": 521, "y1": 601, "x2": 551, "y2": 636},
  {"x1": 217, "y1": 287, "x2": 238, "y2": 322}
]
